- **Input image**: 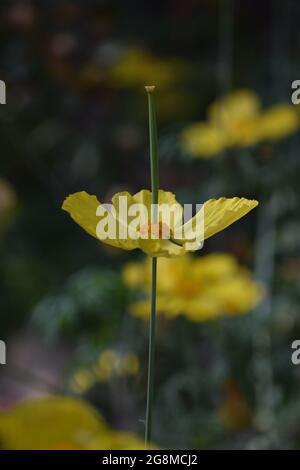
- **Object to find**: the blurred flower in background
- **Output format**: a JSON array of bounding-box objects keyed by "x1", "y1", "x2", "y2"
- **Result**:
[
  {"x1": 181, "y1": 123, "x2": 227, "y2": 158},
  {"x1": 108, "y1": 47, "x2": 188, "y2": 90},
  {"x1": 181, "y1": 90, "x2": 299, "y2": 158},
  {"x1": 0, "y1": 396, "x2": 147, "y2": 450},
  {"x1": 123, "y1": 253, "x2": 263, "y2": 321},
  {"x1": 209, "y1": 90, "x2": 261, "y2": 148},
  {"x1": 258, "y1": 104, "x2": 299, "y2": 141},
  {"x1": 70, "y1": 349, "x2": 139, "y2": 394}
]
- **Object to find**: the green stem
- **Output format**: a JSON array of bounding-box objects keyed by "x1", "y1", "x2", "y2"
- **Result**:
[
  {"x1": 145, "y1": 85, "x2": 159, "y2": 447},
  {"x1": 145, "y1": 256, "x2": 157, "y2": 446},
  {"x1": 146, "y1": 86, "x2": 159, "y2": 207}
]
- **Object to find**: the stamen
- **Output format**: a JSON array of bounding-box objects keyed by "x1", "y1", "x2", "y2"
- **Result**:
[{"x1": 140, "y1": 222, "x2": 171, "y2": 238}]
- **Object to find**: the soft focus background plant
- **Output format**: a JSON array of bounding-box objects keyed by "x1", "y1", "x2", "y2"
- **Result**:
[{"x1": 0, "y1": 0, "x2": 300, "y2": 450}]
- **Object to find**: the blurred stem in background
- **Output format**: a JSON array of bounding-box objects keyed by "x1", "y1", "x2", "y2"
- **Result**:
[
  {"x1": 218, "y1": 0, "x2": 233, "y2": 96},
  {"x1": 250, "y1": 0, "x2": 292, "y2": 448},
  {"x1": 252, "y1": 195, "x2": 278, "y2": 447},
  {"x1": 145, "y1": 86, "x2": 159, "y2": 447},
  {"x1": 217, "y1": 0, "x2": 234, "y2": 173}
]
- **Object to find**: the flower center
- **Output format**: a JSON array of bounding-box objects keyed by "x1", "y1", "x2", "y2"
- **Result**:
[{"x1": 139, "y1": 222, "x2": 171, "y2": 239}]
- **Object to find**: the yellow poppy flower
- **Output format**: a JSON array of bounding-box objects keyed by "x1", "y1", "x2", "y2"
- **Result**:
[
  {"x1": 181, "y1": 122, "x2": 227, "y2": 157},
  {"x1": 182, "y1": 90, "x2": 299, "y2": 158},
  {"x1": 122, "y1": 253, "x2": 263, "y2": 321},
  {"x1": 0, "y1": 396, "x2": 148, "y2": 450},
  {"x1": 109, "y1": 47, "x2": 187, "y2": 89},
  {"x1": 0, "y1": 396, "x2": 106, "y2": 450},
  {"x1": 62, "y1": 189, "x2": 258, "y2": 257},
  {"x1": 181, "y1": 90, "x2": 262, "y2": 157},
  {"x1": 258, "y1": 104, "x2": 299, "y2": 141},
  {"x1": 208, "y1": 89, "x2": 261, "y2": 147}
]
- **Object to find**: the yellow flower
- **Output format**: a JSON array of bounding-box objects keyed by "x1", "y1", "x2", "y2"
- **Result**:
[
  {"x1": 0, "y1": 396, "x2": 106, "y2": 450},
  {"x1": 208, "y1": 89, "x2": 261, "y2": 147},
  {"x1": 181, "y1": 122, "x2": 227, "y2": 157},
  {"x1": 181, "y1": 90, "x2": 299, "y2": 158},
  {"x1": 70, "y1": 350, "x2": 140, "y2": 393},
  {"x1": 94, "y1": 349, "x2": 140, "y2": 382},
  {"x1": 70, "y1": 369, "x2": 96, "y2": 394},
  {"x1": 0, "y1": 396, "x2": 148, "y2": 450},
  {"x1": 181, "y1": 90, "x2": 262, "y2": 157},
  {"x1": 62, "y1": 189, "x2": 258, "y2": 257},
  {"x1": 94, "y1": 349, "x2": 121, "y2": 382},
  {"x1": 109, "y1": 47, "x2": 187, "y2": 89},
  {"x1": 258, "y1": 104, "x2": 299, "y2": 141},
  {"x1": 123, "y1": 253, "x2": 263, "y2": 322}
]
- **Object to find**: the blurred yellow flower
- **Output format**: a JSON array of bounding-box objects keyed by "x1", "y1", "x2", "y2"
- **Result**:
[
  {"x1": 208, "y1": 89, "x2": 261, "y2": 147},
  {"x1": 181, "y1": 89, "x2": 299, "y2": 158},
  {"x1": 109, "y1": 47, "x2": 187, "y2": 89},
  {"x1": 0, "y1": 396, "x2": 148, "y2": 450},
  {"x1": 258, "y1": 104, "x2": 299, "y2": 141},
  {"x1": 181, "y1": 90, "x2": 261, "y2": 157},
  {"x1": 62, "y1": 189, "x2": 258, "y2": 257},
  {"x1": 94, "y1": 349, "x2": 139, "y2": 382},
  {"x1": 123, "y1": 253, "x2": 263, "y2": 322},
  {"x1": 0, "y1": 396, "x2": 106, "y2": 450},
  {"x1": 181, "y1": 122, "x2": 227, "y2": 158},
  {"x1": 70, "y1": 369, "x2": 96, "y2": 394},
  {"x1": 70, "y1": 350, "x2": 140, "y2": 394}
]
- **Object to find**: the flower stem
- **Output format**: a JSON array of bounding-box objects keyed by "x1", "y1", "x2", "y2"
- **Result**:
[
  {"x1": 145, "y1": 256, "x2": 157, "y2": 446},
  {"x1": 146, "y1": 85, "x2": 159, "y2": 207},
  {"x1": 145, "y1": 85, "x2": 159, "y2": 447}
]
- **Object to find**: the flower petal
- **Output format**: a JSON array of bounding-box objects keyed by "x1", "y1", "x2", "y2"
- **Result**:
[
  {"x1": 179, "y1": 197, "x2": 258, "y2": 244},
  {"x1": 62, "y1": 191, "x2": 137, "y2": 250},
  {"x1": 62, "y1": 191, "x2": 101, "y2": 239},
  {"x1": 203, "y1": 197, "x2": 259, "y2": 239}
]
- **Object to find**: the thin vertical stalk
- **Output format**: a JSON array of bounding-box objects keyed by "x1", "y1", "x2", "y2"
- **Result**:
[
  {"x1": 144, "y1": 85, "x2": 159, "y2": 447},
  {"x1": 145, "y1": 256, "x2": 157, "y2": 446},
  {"x1": 146, "y1": 86, "x2": 159, "y2": 208},
  {"x1": 218, "y1": 0, "x2": 234, "y2": 96},
  {"x1": 252, "y1": 194, "x2": 277, "y2": 447}
]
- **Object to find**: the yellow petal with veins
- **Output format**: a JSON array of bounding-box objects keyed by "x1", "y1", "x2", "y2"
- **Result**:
[
  {"x1": 180, "y1": 197, "x2": 258, "y2": 242},
  {"x1": 62, "y1": 191, "x2": 137, "y2": 250},
  {"x1": 62, "y1": 191, "x2": 100, "y2": 238},
  {"x1": 203, "y1": 197, "x2": 258, "y2": 239}
]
